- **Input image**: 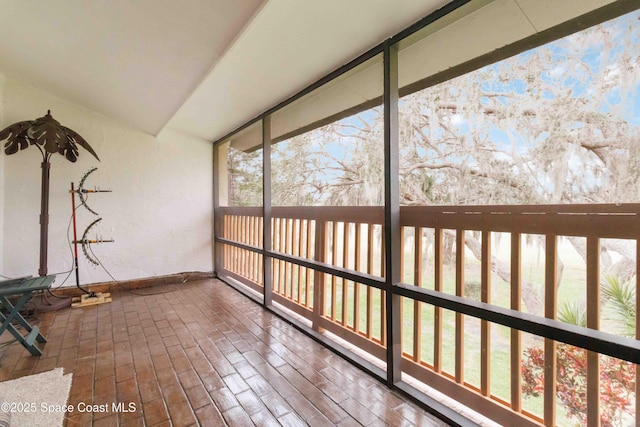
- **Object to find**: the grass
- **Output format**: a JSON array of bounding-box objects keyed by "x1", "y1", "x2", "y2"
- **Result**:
[
  {"x1": 320, "y1": 237, "x2": 599, "y2": 424},
  {"x1": 266, "y1": 235, "x2": 633, "y2": 425}
]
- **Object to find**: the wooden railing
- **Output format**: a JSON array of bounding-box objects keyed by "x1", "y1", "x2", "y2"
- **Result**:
[
  {"x1": 220, "y1": 207, "x2": 263, "y2": 288},
  {"x1": 217, "y1": 204, "x2": 640, "y2": 427}
]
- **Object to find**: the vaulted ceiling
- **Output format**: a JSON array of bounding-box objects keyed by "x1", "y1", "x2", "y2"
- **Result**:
[{"x1": 0, "y1": 0, "x2": 451, "y2": 140}]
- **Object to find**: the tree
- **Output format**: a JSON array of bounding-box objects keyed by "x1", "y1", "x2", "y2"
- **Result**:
[
  {"x1": 227, "y1": 145, "x2": 263, "y2": 207},
  {"x1": 393, "y1": 11, "x2": 640, "y2": 313},
  {"x1": 225, "y1": 10, "x2": 640, "y2": 314},
  {"x1": 270, "y1": 112, "x2": 385, "y2": 207}
]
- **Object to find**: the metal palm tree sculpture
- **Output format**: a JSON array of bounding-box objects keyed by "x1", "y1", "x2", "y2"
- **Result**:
[{"x1": 0, "y1": 110, "x2": 100, "y2": 276}]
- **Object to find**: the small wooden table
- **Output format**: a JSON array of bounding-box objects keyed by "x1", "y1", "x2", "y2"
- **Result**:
[{"x1": 0, "y1": 275, "x2": 55, "y2": 356}]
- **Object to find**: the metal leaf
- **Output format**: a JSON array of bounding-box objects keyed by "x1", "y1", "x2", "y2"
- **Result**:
[
  {"x1": 0, "y1": 120, "x2": 33, "y2": 155},
  {"x1": 29, "y1": 112, "x2": 65, "y2": 154},
  {"x1": 1, "y1": 111, "x2": 100, "y2": 162},
  {"x1": 65, "y1": 127, "x2": 100, "y2": 161},
  {"x1": 64, "y1": 142, "x2": 80, "y2": 162}
]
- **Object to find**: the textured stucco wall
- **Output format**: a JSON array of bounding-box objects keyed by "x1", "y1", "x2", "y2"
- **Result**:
[{"x1": 1, "y1": 77, "x2": 212, "y2": 285}]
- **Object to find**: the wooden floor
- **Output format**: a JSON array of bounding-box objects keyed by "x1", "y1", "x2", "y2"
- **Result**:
[{"x1": 0, "y1": 279, "x2": 449, "y2": 426}]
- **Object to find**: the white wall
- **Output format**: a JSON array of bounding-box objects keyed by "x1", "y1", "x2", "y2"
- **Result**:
[{"x1": 0, "y1": 76, "x2": 213, "y2": 286}]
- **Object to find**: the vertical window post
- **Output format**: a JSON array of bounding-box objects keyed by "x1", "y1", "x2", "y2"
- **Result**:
[
  {"x1": 263, "y1": 116, "x2": 273, "y2": 307},
  {"x1": 212, "y1": 144, "x2": 221, "y2": 275},
  {"x1": 384, "y1": 40, "x2": 401, "y2": 385}
]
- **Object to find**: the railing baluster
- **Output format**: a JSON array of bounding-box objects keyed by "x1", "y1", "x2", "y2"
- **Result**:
[
  {"x1": 272, "y1": 217, "x2": 277, "y2": 292},
  {"x1": 258, "y1": 217, "x2": 264, "y2": 286},
  {"x1": 331, "y1": 222, "x2": 338, "y2": 321},
  {"x1": 254, "y1": 216, "x2": 258, "y2": 275},
  {"x1": 271, "y1": 255, "x2": 275, "y2": 292},
  {"x1": 273, "y1": 217, "x2": 278, "y2": 251},
  {"x1": 244, "y1": 216, "x2": 249, "y2": 278},
  {"x1": 246, "y1": 216, "x2": 251, "y2": 280},
  {"x1": 245, "y1": 215, "x2": 250, "y2": 278},
  {"x1": 380, "y1": 225, "x2": 386, "y2": 277},
  {"x1": 287, "y1": 218, "x2": 296, "y2": 300},
  {"x1": 240, "y1": 215, "x2": 244, "y2": 276},
  {"x1": 381, "y1": 227, "x2": 386, "y2": 344},
  {"x1": 241, "y1": 215, "x2": 245, "y2": 278},
  {"x1": 312, "y1": 219, "x2": 326, "y2": 331},
  {"x1": 239, "y1": 215, "x2": 243, "y2": 276},
  {"x1": 248, "y1": 215, "x2": 252, "y2": 279},
  {"x1": 343, "y1": 222, "x2": 350, "y2": 327},
  {"x1": 249, "y1": 216, "x2": 254, "y2": 281},
  {"x1": 455, "y1": 229, "x2": 465, "y2": 384},
  {"x1": 481, "y1": 230, "x2": 491, "y2": 397},
  {"x1": 279, "y1": 217, "x2": 285, "y2": 294},
  {"x1": 399, "y1": 227, "x2": 405, "y2": 350},
  {"x1": 240, "y1": 215, "x2": 246, "y2": 278},
  {"x1": 586, "y1": 236, "x2": 600, "y2": 427},
  {"x1": 367, "y1": 224, "x2": 374, "y2": 340},
  {"x1": 544, "y1": 234, "x2": 558, "y2": 427},
  {"x1": 271, "y1": 218, "x2": 277, "y2": 290},
  {"x1": 510, "y1": 232, "x2": 522, "y2": 412},
  {"x1": 354, "y1": 223, "x2": 362, "y2": 334},
  {"x1": 434, "y1": 227, "x2": 443, "y2": 373},
  {"x1": 232, "y1": 215, "x2": 237, "y2": 274},
  {"x1": 297, "y1": 219, "x2": 303, "y2": 303},
  {"x1": 248, "y1": 216, "x2": 253, "y2": 279},
  {"x1": 234, "y1": 215, "x2": 238, "y2": 274},
  {"x1": 286, "y1": 218, "x2": 292, "y2": 297},
  {"x1": 381, "y1": 288, "x2": 387, "y2": 345},
  {"x1": 413, "y1": 226, "x2": 422, "y2": 362},
  {"x1": 230, "y1": 215, "x2": 234, "y2": 272},
  {"x1": 222, "y1": 215, "x2": 228, "y2": 270},
  {"x1": 289, "y1": 218, "x2": 295, "y2": 299},
  {"x1": 255, "y1": 216, "x2": 260, "y2": 283},
  {"x1": 245, "y1": 216, "x2": 250, "y2": 280},
  {"x1": 227, "y1": 214, "x2": 232, "y2": 272},
  {"x1": 400, "y1": 227, "x2": 406, "y2": 283},
  {"x1": 285, "y1": 218, "x2": 292, "y2": 298},
  {"x1": 306, "y1": 220, "x2": 313, "y2": 307},
  {"x1": 272, "y1": 217, "x2": 278, "y2": 292},
  {"x1": 272, "y1": 218, "x2": 278, "y2": 289}
]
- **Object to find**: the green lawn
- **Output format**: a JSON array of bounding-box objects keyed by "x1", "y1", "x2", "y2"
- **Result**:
[{"x1": 276, "y1": 234, "x2": 633, "y2": 426}]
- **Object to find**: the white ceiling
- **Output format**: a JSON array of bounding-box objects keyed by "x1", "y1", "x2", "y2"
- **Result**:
[
  {"x1": 167, "y1": 0, "x2": 453, "y2": 142},
  {"x1": 0, "y1": 0, "x2": 265, "y2": 135},
  {"x1": 0, "y1": 0, "x2": 451, "y2": 140}
]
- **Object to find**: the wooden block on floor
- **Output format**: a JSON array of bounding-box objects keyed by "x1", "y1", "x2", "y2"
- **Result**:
[{"x1": 72, "y1": 292, "x2": 112, "y2": 308}]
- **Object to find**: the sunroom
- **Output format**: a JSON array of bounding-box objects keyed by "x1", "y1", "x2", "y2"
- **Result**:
[
  {"x1": 1, "y1": 0, "x2": 639, "y2": 426},
  {"x1": 213, "y1": 1, "x2": 640, "y2": 426}
]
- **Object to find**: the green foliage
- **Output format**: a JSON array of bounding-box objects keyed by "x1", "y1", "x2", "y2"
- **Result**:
[
  {"x1": 601, "y1": 274, "x2": 636, "y2": 338},
  {"x1": 522, "y1": 345, "x2": 635, "y2": 427},
  {"x1": 523, "y1": 274, "x2": 637, "y2": 426},
  {"x1": 557, "y1": 301, "x2": 587, "y2": 327}
]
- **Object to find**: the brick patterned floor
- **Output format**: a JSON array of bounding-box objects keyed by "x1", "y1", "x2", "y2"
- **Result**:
[{"x1": 0, "y1": 279, "x2": 448, "y2": 426}]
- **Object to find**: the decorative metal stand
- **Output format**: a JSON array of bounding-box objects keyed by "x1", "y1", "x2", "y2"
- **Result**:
[
  {"x1": 0, "y1": 110, "x2": 100, "y2": 313},
  {"x1": 70, "y1": 167, "x2": 114, "y2": 308}
]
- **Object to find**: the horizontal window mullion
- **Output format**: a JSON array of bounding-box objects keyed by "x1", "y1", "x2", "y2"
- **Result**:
[
  {"x1": 269, "y1": 250, "x2": 386, "y2": 291},
  {"x1": 216, "y1": 236, "x2": 386, "y2": 290},
  {"x1": 395, "y1": 282, "x2": 640, "y2": 364},
  {"x1": 216, "y1": 237, "x2": 262, "y2": 254}
]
